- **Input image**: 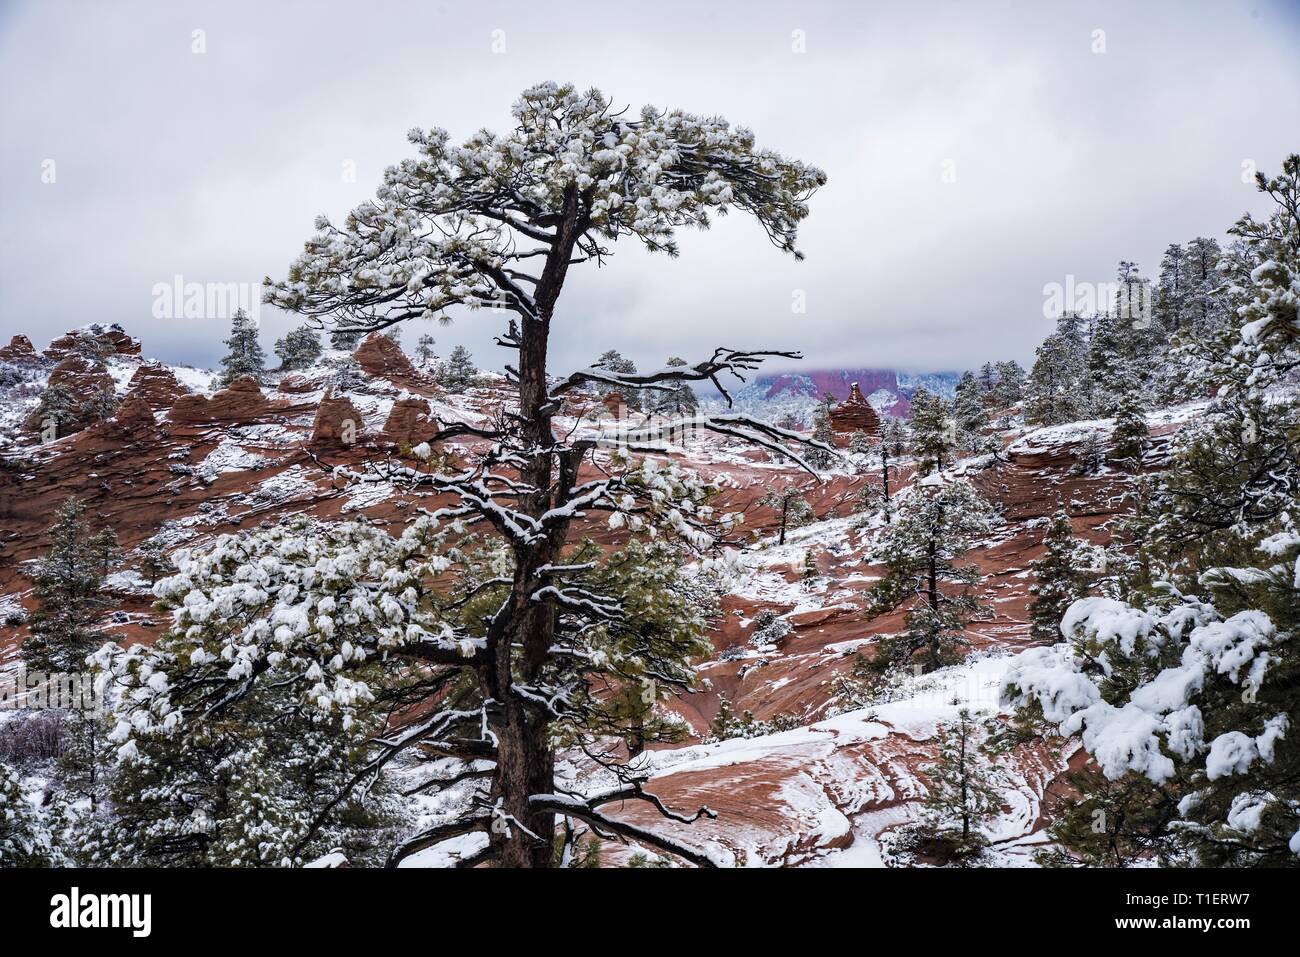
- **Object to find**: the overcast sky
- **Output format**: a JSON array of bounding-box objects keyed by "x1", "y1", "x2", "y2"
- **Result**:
[{"x1": 2, "y1": 0, "x2": 1298, "y2": 378}]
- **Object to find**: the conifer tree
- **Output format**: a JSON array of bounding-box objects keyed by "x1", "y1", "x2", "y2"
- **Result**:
[
  {"x1": 437, "y1": 344, "x2": 479, "y2": 393},
  {"x1": 1025, "y1": 330, "x2": 1091, "y2": 426},
  {"x1": 415, "y1": 333, "x2": 437, "y2": 368},
  {"x1": 137, "y1": 539, "x2": 174, "y2": 586},
  {"x1": 23, "y1": 498, "x2": 109, "y2": 674},
  {"x1": 1110, "y1": 392, "x2": 1149, "y2": 472},
  {"x1": 652, "y1": 357, "x2": 698, "y2": 415},
  {"x1": 329, "y1": 327, "x2": 366, "y2": 351},
  {"x1": 952, "y1": 371, "x2": 988, "y2": 451},
  {"x1": 89, "y1": 526, "x2": 119, "y2": 579},
  {"x1": 909, "y1": 388, "x2": 954, "y2": 476},
  {"x1": 1028, "y1": 511, "x2": 1089, "y2": 642},
  {"x1": 218, "y1": 308, "x2": 266, "y2": 385},
  {"x1": 919, "y1": 708, "x2": 1001, "y2": 856},
  {"x1": 1004, "y1": 156, "x2": 1300, "y2": 867},
  {"x1": 273, "y1": 325, "x2": 323, "y2": 371},
  {"x1": 807, "y1": 404, "x2": 836, "y2": 470},
  {"x1": 869, "y1": 480, "x2": 998, "y2": 671},
  {"x1": 0, "y1": 762, "x2": 43, "y2": 868},
  {"x1": 992, "y1": 360, "x2": 1025, "y2": 409},
  {"x1": 762, "y1": 481, "x2": 814, "y2": 545}
]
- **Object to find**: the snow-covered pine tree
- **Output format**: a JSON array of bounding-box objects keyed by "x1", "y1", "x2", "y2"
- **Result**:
[
  {"x1": 1155, "y1": 242, "x2": 1190, "y2": 337},
  {"x1": 0, "y1": 761, "x2": 44, "y2": 868},
  {"x1": 991, "y1": 360, "x2": 1025, "y2": 409},
  {"x1": 436, "y1": 344, "x2": 479, "y2": 393},
  {"x1": 856, "y1": 416, "x2": 909, "y2": 523},
  {"x1": 978, "y1": 362, "x2": 997, "y2": 396},
  {"x1": 1070, "y1": 431, "x2": 1106, "y2": 476},
  {"x1": 32, "y1": 383, "x2": 81, "y2": 440},
  {"x1": 1003, "y1": 155, "x2": 1300, "y2": 866},
  {"x1": 217, "y1": 308, "x2": 265, "y2": 385},
  {"x1": 847, "y1": 429, "x2": 872, "y2": 474},
  {"x1": 329, "y1": 327, "x2": 366, "y2": 351},
  {"x1": 761, "y1": 481, "x2": 814, "y2": 545},
  {"x1": 952, "y1": 371, "x2": 987, "y2": 450},
  {"x1": 23, "y1": 498, "x2": 110, "y2": 674},
  {"x1": 1025, "y1": 328, "x2": 1091, "y2": 426},
  {"x1": 1087, "y1": 309, "x2": 1140, "y2": 417},
  {"x1": 868, "y1": 479, "x2": 999, "y2": 671},
  {"x1": 415, "y1": 333, "x2": 437, "y2": 368},
  {"x1": 1184, "y1": 236, "x2": 1226, "y2": 335},
  {"x1": 136, "y1": 538, "x2": 174, "y2": 586},
  {"x1": 89, "y1": 526, "x2": 119, "y2": 579},
  {"x1": 807, "y1": 402, "x2": 836, "y2": 470},
  {"x1": 246, "y1": 82, "x2": 827, "y2": 867},
  {"x1": 652, "y1": 357, "x2": 699, "y2": 415},
  {"x1": 1110, "y1": 392, "x2": 1149, "y2": 472},
  {"x1": 1028, "y1": 511, "x2": 1089, "y2": 642},
  {"x1": 273, "y1": 325, "x2": 323, "y2": 370},
  {"x1": 593, "y1": 349, "x2": 641, "y2": 410},
  {"x1": 918, "y1": 708, "x2": 1001, "y2": 857},
  {"x1": 908, "y1": 387, "x2": 954, "y2": 476}
]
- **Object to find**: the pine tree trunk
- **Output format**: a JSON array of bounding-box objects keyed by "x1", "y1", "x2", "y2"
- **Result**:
[
  {"x1": 927, "y1": 537, "x2": 941, "y2": 668},
  {"x1": 481, "y1": 187, "x2": 583, "y2": 867}
]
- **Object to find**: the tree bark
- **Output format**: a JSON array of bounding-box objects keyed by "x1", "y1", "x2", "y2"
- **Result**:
[{"x1": 482, "y1": 187, "x2": 585, "y2": 867}]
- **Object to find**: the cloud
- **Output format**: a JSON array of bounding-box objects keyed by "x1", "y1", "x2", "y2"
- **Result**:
[{"x1": 1, "y1": 0, "x2": 1297, "y2": 377}]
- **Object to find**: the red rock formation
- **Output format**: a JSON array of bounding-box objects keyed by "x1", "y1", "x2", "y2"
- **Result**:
[
  {"x1": 110, "y1": 393, "x2": 160, "y2": 435},
  {"x1": 43, "y1": 323, "x2": 141, "y2": 362},
  {"x1": 21, "y1": 355, "x2": 118, "y2": 435},
  {"x1": 354, "y1": 333, "x2": 434, "y2": 392},
  {"x1": 381, "y1": 397, "x2": 439, "y2": 448},
  {"x1": 276, "y1": 373, "x2": 317, "y2": 394},
  {"x1": 311, "y1": 390, "x2": 365, "y2": 447},
  {"x1": 828, "y1": 382, "x2": 880, "y2": 436},
  {"x1": 126, "y1": 363, "x2": 186, "y2": 410},
  {"x1": 169, "y1": 375, "x2": 285, "y2": 424},
  {"x1": 0, "y1": 334, "x2": 42, "y2": 365}
]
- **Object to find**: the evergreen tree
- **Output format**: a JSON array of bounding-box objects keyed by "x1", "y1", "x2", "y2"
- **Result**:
[
  {"x1": 1110, "y1": 392, "x2": 1149, "y2": 472},
  {"x1": 23, "y1": 499, "x2": 110, "y2": 674},
  {"x1": 329, "y1": 327, "x2": 366, "y2": 351},
  {"x1": 991, "y1": 360, "x2": 1025, "y2": 409},
  {"x1": 273, "y1": 325, "x2": 323, "y2": 370},
  {"x1": 761, "y1": 482, "x2": 814, "y2": 545},
  {"x1": 1184, "y1": 236, "x2": 1225, "y2": 335},
  {"x1": 807, "y1": 402, "x2": 836, "y2": 470},
  {"x1": 1070, "y1": 432, "x2": 1106, "y2": 476},
  {"x1": 1025, "y1": 330, "x2": 1091, "y2": 426},
  {"x1": 1028, "y1": 511, "x2": 1089, "y2": 642},
  {"x1": 593, "y1": 349, "x2": 641, "y2": 410},
  {"x1": 1155, "y1": 242, "x2": 1190, "y2": 336},
  {"x1": 415, "y1": 333, "x2": 437, "y2": 368},
  {"x1": 1087, "y1": 310, "x2": 1139, "y2": 416},
  {"x1": 857, "y1": 417, "x2": 909, "y2": 523},
  {"x1": 137, "y1": 539, "x2": 174, "y2": 586},
  {"x1": 89, "y1": 526, "x2": 120, "y2": 579},
  {"x1": 919, "y1": 708, "x2": 1001, "y2": 856},
  {"x1": 218, "y1": 309, "x2": 266, "y2": 385},
  {"x1": 909, "y1": 388, "x2": 954, "y2": 476},
  {"x1": 952, "y1": 371, "x2": 986, "y2": 448},
  {"x1": 0, "y1": 761, "x2": 44, "y2": 868},
  {"x1": 1004, "y1": 156, "x2": 1300, "y2": 867},
  {"x1": 32, "y1": 383, "x2": 82, "y2": 440},
  {"x1": 847, "y1": 429, "x2": 872, "y2": 474},
  {"x1": 437, "y1": 345, "x2": 479, "y2": 393},
  {"x1": 652, "y1": 357, "x2": 698, "y2": 415},
  {"x1": 978, "y1": 362, "x2": 997, "y2": 395},
  {"x1": 868, "y1": 480, "x2": 998, "y2": 671}
]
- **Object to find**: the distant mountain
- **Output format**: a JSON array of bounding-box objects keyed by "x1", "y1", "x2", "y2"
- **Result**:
[{"x1": 697, "y1": 367, "x2": 959, "y2": 424}]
